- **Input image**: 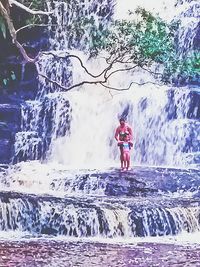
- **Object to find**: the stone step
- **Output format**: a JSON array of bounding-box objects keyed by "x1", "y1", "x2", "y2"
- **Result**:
[
  {"x1": 0, "y1": 121, "x2": 20, "y2": 139},
  {"x1": 0, "y1": 122, "x2": 13, "y2": 139},
  {"x1": 187, "y1": 89, "x2": 200, "y2": 119},
  {"x1": 0, "y1": 104, "x2": 21, "y2": 124}
]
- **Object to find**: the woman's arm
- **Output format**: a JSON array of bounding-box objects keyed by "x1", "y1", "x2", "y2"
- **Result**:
[
  {"x1": 115, "y1": 126, "x2": 120, "y2": 141},
  {"x1": 127, "y1": 125, "x2": 133, "y2": 140}
]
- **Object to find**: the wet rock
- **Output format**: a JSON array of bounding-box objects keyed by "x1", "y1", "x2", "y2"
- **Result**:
[
  {"x1": 0, "y1": 104, "x2": 21, "y2": 163},
  {"x1": 187, "y1": 89, "x2": 200, "y2": 119},
  {"x1": 0, "y1": 139, "x2": 13, "y2": 164}
]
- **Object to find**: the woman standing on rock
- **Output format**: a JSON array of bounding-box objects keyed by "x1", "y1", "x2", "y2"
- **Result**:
[{"x1": 114, "y1": 117, "x2": 133, "y2": 171}]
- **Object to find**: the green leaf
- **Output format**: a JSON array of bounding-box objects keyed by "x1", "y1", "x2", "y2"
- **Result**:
[
  {"x1": 0, "y1": 16, "x2": 6, "y2": 39},
  {"x1": 3, "y1": 78, "x2": 8, "y2": 86},
  {"x1": 10, "y1": 71, "x2": 16, "y2": 80}
]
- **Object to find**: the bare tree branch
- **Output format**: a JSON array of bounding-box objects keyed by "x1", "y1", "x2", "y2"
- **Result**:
[
  {"x1": 16, "y1": 23, "x2": 77, "y2": 34},
  {"x1": 38, "y1": 50, "x2": 165, "y2": 92},
  {"x1": 9, "y1": 0, "x2": 52, "y2": 15},
  {"x1": 0, "y1": 0, "x2": 52, "y2": 62},
  {"x1": 38, "y1": 73, "x2": 105, "y2": 91},
  {"x1": 38, "y1": 66, "x2": 164, "y2": 92},
  {"x1": 2, "y1": 0, "x2": 10, "y2": 14},
  {"x1": 40, "y1": 71, "x2": 164, "y2": 91},
  {"x1": 16, "y1": 23, "x2": 50, "y2": 34},
  {"x1": 0, "y1": 0, "x2": 36, "y2": 62},
  {"x1": 108, "y1": 89, "x2": 114, "y2": 98},
  {"x1": 42, "y1": 51, "x2": 114, "y2": 79},
  {"x1": 141, "y1": 66, "x2": 163, "y2": 76},
  {"x1": 100, "y1": 81, "x2": 164, "y2": 91},
  {"x1": 105, "y1": 64, "x2": 139, "y2": 79}
]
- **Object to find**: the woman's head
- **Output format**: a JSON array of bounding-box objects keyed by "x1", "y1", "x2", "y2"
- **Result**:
[{"x1": 119, "y1": 117, "x2": 126, "y2": 126}]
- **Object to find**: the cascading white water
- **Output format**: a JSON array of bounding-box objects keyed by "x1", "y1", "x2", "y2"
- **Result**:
[
  {"x1": 0, "y1": 194, "x2": 200, "y2": 239},
  {"x1": 13, "y1": 0, "x2": 115, "y2": 165},
  {"x1": 14, "y1": 101, "x2": 42, "y2": 161},
  {"x1": 0, "y1": 2, "x2": 199, "y2": 259},
  {"x1": 11, "y1": 0, "x2": 199, "y2": 169},
  {"x1": 175, "y1": 0, "x2": 199, "y2": 57},
  {"x1": 47, "y1": 57, "x2": 195, "y2": 168},
  {"x1": 46, "y1": 0, "x2": 114, "y2": 51}
]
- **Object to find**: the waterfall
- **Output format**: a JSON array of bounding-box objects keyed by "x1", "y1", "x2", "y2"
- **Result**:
[
  {"x1": 15, "y1": 75, "x2": 199, "y2": 167},
  {"x1": 12, "y1": 0, "x2": 199, "y2": 169},
  {"x1": 0, "y1": 1, "x2": 200, "y2": 257},
  {"x1": 47, "y1": 0, "x2": 114, "y2": 51},
  {"x1": 175, "y1": 0, "x2": 199, "y2": 57},
  {"x1": 47, "y1": 82, "x2": 199, "y2": 167},
  {"x1": 0, "y1": 192, "x2": 199, "y2": 239},
  {"x1": 13, "y1": 0, "x2": 115, "y2": 165}
]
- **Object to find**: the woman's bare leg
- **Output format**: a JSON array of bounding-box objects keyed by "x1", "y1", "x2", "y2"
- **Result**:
[{"x1": 126, "y1": 153, "x2": 130, "y2": 170}]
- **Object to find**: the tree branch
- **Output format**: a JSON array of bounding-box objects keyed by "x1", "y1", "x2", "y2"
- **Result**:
[
  {"x1": 0, "y1": 0, "x2": 52, "y2": 62},
  {"x1": 105, "y1": 64, "x2": 139, "y2": 79},
  {"x1": 42, "y1": 51, "x2": 113, "y2": 79},
  {"x1": 0, "y1": 0, "x2": 36, "y2": 62},
  {"x1": 38, "y1": 73, "x2": 105, "y2": 91},
  {"x1": 38, "y1": 69, "x2": 164, "y2": 92},
  {"x1": 9, "y1": 0, "x2": 52, "y2": 15},
  {"x1": 16, "y1": 23, "x2": 50, "y2": 34},
  {"x1": 100, "y1": 81, "x2": 164, "y2": 91},
  {"x1": 141, "y1": 66, "x2": 163, "y2": 76},
  {"x1": 38, "y1": 51, "x2": 164, "y2": 92}
]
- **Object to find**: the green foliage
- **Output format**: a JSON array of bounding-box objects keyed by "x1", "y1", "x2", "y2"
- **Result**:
[
  {"x1": 0, "y1": 16, "x2": 6, "y2": 39},
  {"x1": 84, "y1": 8, "x2": 178, "y2": 70},
  {"x1": 19, "y1": 0, "x2": 46, "y2": 10},
  {"x1": 179, "y1": 52, "x2": 200, "y2": 76},
  {"x1": 78, "y1": 7, "x2": 198, "y2": 84},
  {"x1": 1, "y1": 0, "x2": 198, "y2": 85},
  {"x1": 134, "y1": 8, "x2": 177, "y2": 63},
  {"x1": 164, "y1": 51, "x2": 200, "y2": 83},
  {"x1": 64, "y1": 15, "x2": 110, "y2": 53},
  {"x1": 0, "y1": 70, "x2": 17, "y2": 88}
]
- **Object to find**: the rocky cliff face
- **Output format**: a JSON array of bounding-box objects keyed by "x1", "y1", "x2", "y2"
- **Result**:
[
  {"x1": 0, "y1": 25, "x2": 49, "y2": 164},
  {"x1": 0, "y1": 61, "x2": 38, "y2": 164}
]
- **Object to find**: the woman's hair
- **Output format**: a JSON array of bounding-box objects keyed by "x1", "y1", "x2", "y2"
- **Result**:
[{"x1": 119, "y1": 117, "x2": 126, "y2": 122}]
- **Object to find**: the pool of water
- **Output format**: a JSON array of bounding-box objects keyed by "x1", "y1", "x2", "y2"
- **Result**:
[{"x1": 0, "y1": 238, "x2": 200, "y2": 267}]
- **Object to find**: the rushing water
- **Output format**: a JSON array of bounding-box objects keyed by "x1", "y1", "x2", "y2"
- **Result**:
[{"x1": 0, "y1": 0, "x2": 200, "y2": 266}]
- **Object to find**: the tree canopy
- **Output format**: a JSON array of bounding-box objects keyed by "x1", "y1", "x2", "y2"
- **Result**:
[{"x1": 0, "y1": 0, "x2": 199, "y2": 90}]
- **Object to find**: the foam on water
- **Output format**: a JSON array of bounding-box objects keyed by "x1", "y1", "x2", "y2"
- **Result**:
[{"x1": 0, "y1": 229, "x2": 200, "y2": 247}]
